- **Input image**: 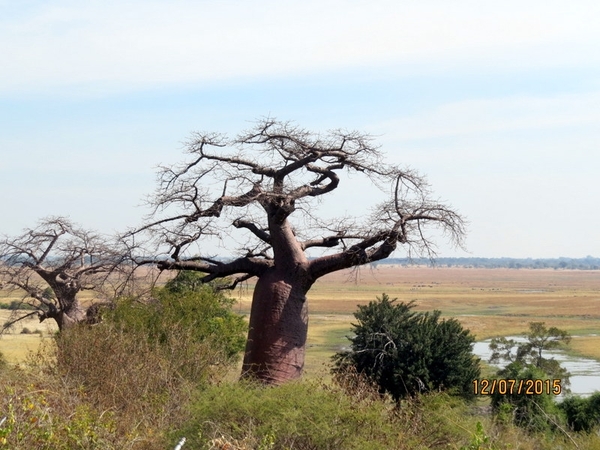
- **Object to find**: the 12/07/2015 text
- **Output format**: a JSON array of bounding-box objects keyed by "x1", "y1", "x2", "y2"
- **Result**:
[{"x1": 473, "y1": 379, "x2": 561, "y2": 396}]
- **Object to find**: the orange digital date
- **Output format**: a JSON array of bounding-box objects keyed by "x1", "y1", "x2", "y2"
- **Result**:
[{"x1": 473, "y1": 379, "x2": 561, "y2": 396}]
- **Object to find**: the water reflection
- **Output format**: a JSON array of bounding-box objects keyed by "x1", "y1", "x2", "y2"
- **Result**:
[{"x1": 473, "y1": 337, "x2": 600, "y2": 398}]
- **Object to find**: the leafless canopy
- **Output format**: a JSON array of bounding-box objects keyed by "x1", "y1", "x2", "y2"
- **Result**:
[
  {"x1": 0, "y1": 217, "x2": 125, "y2": 331},
  {"x1": 130, "y1": 118, "x2": 466, "y2": 287}
]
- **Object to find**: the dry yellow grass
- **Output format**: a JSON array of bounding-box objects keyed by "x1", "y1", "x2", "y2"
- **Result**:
[
  {"x1": 234, "y1": 267, "x2": 600, "y2": 316},
  {"x1": 0, "y1": 310, "x2": 57, "y2": 363},
  {"x1": 2, "y1": 266, "x2": 599, "y2": 368},
  {"x1": 569, "y1": 335, "x2": 600, "y2": 360},
  {"x1": 302, "y1": 266, "x2": 600, "y2": 373},
  {"x1": 0, "y1": 333, "x2": 47, "y2": 362}
]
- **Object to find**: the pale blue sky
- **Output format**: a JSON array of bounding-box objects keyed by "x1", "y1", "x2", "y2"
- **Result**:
[{"x1": 1, "y1": 1, "x2": 599, "y2": 258}]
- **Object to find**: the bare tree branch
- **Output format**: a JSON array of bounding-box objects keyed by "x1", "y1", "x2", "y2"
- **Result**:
[
  {"x1": 232, "y1": 218, "x2": 271, "y2": 244},
  {"x1": 130, "y1": 118, "x2": 466, "y2": 284},
  {"x1": 0, "y1": 217, "x2": 125, "y2": 331}
]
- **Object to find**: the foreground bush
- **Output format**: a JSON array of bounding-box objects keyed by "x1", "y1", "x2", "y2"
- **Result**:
[
  {"x1": 0, "y1": 274, "x2": 246, "y2": 449},
  {"x1": 175, "y1": 375, "x2": 600, "y2": 450},
  {"x1": 333, "y1": 294, "x2": 480, "y2": 401},
  {"x1": 560, "y1": 392, "x2": 600, "y2": 432},
  {"x1": 177, "y1": 378, "x2": 485, "y2": 450},
  {"x1": 0, "y1": 364, "x2": 125, "y2": 449},
  {"x1": 3, "y1": 359, "x2": 600, "y2": 449},
  {"x1": 181, "y1": 380, "x2": 394, "y2": 449},
  {"x1": 49, "y1": 275, "x2": 245, "y2": 442}
]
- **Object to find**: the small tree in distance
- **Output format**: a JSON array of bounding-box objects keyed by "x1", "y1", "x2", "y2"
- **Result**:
[
  {"x1": 0, "y1": 217, "x2": 125, "y2": 331},
  {"x1": 489, "y1": 322, "x2": 572, "y2": 431},
  {"x1": 129, "y1": 118, "x2": 466, "y2": 384},
  {"x1": 489, "y1": 322, "x2": 571, "y2": 386},
  {"x1": 332, "y1": 294, "x2": 480, "y2": 401}
]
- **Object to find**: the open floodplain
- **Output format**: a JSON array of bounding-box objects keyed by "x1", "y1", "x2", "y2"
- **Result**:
[
  {"x1": 218, "y1": 265, "x2": 600, "y2": 379},
  {"x1": 2, "y1": 266, "x2": 600, "y2": 381}
]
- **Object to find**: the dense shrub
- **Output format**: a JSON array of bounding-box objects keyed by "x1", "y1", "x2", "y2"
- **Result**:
[
  {"x1": 560, "y1": 392, "x2": 600, "y2": 432},
  {"x1": 177, "y1": 379, "x2": 494, "y2": 450},
  {"x1": 106, "y1": 271, "x2": 247, "y2": 361},
  {"x1": 178, "y1": 376, "x2": 597, "y2": 450},
  {"x1": 2, "y1": 356, "x2": 599, "y2": 449},
  {"x1": 332, "y1": 294, "x2": 480, "y2": 401},
  {"x1": 179, "y1": 380, "x2": 396, "y2": 449},
  {"x1": 491, "y1": 363, "x2": 564, "y2": 433}
]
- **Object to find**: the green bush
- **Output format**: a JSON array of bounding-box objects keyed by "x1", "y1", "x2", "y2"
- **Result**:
[
  {"x1": 107, "y1": 270, "x2": 247, "y2": 361},
  {"x1": 2, "y1": 358, "x2": 599, "y2": 450},
  {"x1": 179, "y1": 378, "x2": 553, "y2": 450},
  {"x1": 491, "y1": 362, "x2": 564, "y2": 432},
  {"x1": 332, "y1": 294, "x2": 480, "y2": 401},
  {"x1": 179, "y1": 380, "x2": 401, "y2": 449},
  {"x1": 560, "y1": 392, "x2": 600, "y2": 432}
]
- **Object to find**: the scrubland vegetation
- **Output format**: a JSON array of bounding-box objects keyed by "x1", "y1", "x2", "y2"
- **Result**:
[
  {"x1": 2, "y1": 344, "x2": 600, "y2": 449},
  {"x1": 2, "y1": 267, "x2": 600, "y2": 449}
]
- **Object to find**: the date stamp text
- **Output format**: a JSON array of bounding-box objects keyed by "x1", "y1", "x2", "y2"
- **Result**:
[{"x1": 473, "y1": 379, "x2": 562, "y2": 396}]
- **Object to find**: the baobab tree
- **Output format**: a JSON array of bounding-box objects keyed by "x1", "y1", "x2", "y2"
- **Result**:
[
  {"x1": 0, "y1": 217, "x2": 124, "y2": 331},
  {"x1": 131, "y1": 118, "x2": 466, "y2": 384}
]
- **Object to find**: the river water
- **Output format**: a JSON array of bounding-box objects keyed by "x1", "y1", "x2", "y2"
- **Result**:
[{"x1": 473, "y1": 337, "x2": 600, "y2": 398}]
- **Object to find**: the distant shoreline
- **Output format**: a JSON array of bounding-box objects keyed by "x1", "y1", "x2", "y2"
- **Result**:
[{"x1": 371, "y1": 257, "x2": 600, "y2": 270}]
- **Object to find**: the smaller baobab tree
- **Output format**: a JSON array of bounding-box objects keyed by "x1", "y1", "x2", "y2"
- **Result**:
[
  {"x1": 0, "y1": 217, "x2": 124, "y2": 332},
  {"x1": 130, "y1": 118, "x2": 467, "y2": 384}
]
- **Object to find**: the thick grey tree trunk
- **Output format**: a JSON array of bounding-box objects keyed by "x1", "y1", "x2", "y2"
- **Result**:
[{"x1": 56, "y1": 299, "x2": 87, "y2": 330}]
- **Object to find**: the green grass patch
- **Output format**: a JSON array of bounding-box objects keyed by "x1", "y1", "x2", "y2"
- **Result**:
[
  {"x1": 175, "y1": 380, "x2": 451, "y2": 449},
  {"x1": 174, "y1": 379, "x2": 600, "y2": 450}
]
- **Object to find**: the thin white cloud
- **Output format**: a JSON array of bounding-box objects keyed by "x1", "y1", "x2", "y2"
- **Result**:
[
  {"x1": 2, "y1": 0, "x2": 600, "y2": 95},
  {"x1": 374, "y1": 91, "x2": 600, "y2": 142},
  {"x1": 365, "y1": 89, "x2": 600, "y2": 257}
]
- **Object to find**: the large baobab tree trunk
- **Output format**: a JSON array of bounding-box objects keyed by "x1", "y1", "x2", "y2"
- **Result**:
[{"x1": 242, "y1": 269, "x2": 309, "y2": 384}]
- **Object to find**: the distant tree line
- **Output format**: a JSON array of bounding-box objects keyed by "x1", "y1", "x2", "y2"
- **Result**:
[{"x1": 374, "y1": 256, "x2": 600, "y2": 270}]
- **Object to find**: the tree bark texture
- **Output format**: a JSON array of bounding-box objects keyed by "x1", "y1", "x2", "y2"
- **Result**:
[
  {"x1": 55, "y1": 299, "x2": 87, "y2": 330},
  {"x1": 242, "y1": 268, "x2": 309, "y2": 384}
]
